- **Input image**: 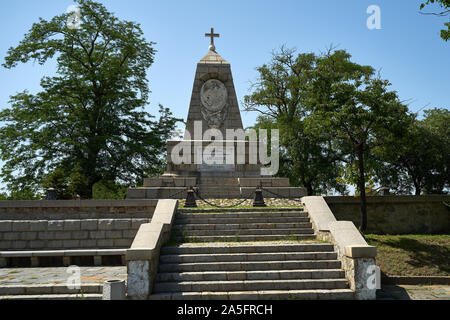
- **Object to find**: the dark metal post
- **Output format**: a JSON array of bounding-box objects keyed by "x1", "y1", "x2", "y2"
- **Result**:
[
  {"x1": 380, "y1": 187, "x2": 390, "y2": 196},
  {"x1": 45, "y1": 188, "x2": 57, "y2": 200},
  {"x1": 184, "y1": 187, "x2": 197, "y2": 208},
  {"x1": 253, "y1": 185, "x2": 266, "y2": 207}
]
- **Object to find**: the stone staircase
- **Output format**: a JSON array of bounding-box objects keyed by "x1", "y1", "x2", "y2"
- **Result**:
[
  {"x1": 172, "y1": 209, "x2": 315, "y2": 242},
  {"x1": 150, "y1": 208, "x2": 354, "y2": 300}
]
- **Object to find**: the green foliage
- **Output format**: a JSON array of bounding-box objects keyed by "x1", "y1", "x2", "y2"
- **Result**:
[
  {"x1": 42, "y1": 168, "x2": 73, "y2": 200},
  {"x1": 376, "y1": 108, "x2": 449, "y2": 195},
  {"x1": 420, "y1": 0, "x2": 450, "y2": 41},
  {"x1": 0, "y1": 0, "x2": 180, "y2": 198},
  {"x1": 306, "y1": 50, "x2": 411, "y2": 231},
  {"x1": 245, "y1": 46, "x2": 412, "y2": 231},
  {"x1": 0, "y1": 188, "x2": 40, "y2": 200},
  {"x1": 92, "y1": 180, "x2": 127, "y2": 199},
  {"x1": 244, "y1": 47, "x2": 346, "y2": 196},
  {"x1": 42, "y1": 165, "x2": 89, "y2": 199}
]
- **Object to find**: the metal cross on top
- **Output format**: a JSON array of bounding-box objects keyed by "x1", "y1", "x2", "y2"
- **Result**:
[{"x1": 205, "y1": 27, "x2": 220, "y2": 51}]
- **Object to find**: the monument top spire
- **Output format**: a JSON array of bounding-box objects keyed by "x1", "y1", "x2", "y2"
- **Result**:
[{"x1": 205, "y1": 27, "x2": 220, "y2": 52}]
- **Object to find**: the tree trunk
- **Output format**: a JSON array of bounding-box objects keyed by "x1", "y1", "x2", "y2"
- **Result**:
[
  {"x1": 305, "y1": 182, "x2": 314, "y2": 196},
  {"x1": 357, "y1": 147, "x2": 367, "y2": 232},
  {"x1": 413, "y1": 179, "x2": 421, "y2": 195}
]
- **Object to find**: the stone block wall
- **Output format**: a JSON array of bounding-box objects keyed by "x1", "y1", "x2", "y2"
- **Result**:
[
  {"x1": 0, "y1": 218, "x2": 151, "y2": 250},
  {"x1": 324, "y1": 195, "x2": 450, "y2": 234},
  {"x1": 0, "y1": 200, "x2": 157, "y2": 251}
]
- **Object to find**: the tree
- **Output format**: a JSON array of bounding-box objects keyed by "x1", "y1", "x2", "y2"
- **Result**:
[
  {"x1": 244, "y1": 47, "x2": 346, "y2": 196},
  {"x1": 0, "y1": 0, "x2": 179, "y2": 198},
  {"x1": 92, "y1": 180, "x2": 127, "y2": 200},
  {"x1": 0, "y1": 188, "x2": 40, "y2": 200},
  {"x1": 374, "y1": 108, "x2": 449, "y2": 195},
  {"x1": 420, "y1": 0, "x2": 450, "y2": 41},
  {"x1": 421, "y1": 108, "x2": 450, "y2": 193},
  {"x1": 307, "y1": 50, "x2": 411, "y2": 231}
]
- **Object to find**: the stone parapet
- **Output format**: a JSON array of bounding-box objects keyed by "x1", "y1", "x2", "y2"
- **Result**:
[
  {"x1": 0, "y1": 218, "x2": 151, "y2": 250},
  {"x1": 126, "y1": 199, "x2": 178, "y2": 300},
  {"x1": 0, "y1": 200, "x2": 157, "y2": 220},
  {"x1": 324, "y1": 195, "x2": 450, "y2": 234},
  {"x1": 302, "y1": 196, "x2": 378, "y2": 300}
]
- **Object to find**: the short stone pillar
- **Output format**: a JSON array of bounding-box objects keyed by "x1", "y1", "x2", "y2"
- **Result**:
[{"x1": 103, "y1": 280, "x2": 126, "y2": 300}]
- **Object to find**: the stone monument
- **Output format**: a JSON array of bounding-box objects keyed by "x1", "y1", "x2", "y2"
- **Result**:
[{"x1": 127, "y1": 28, "x2": 306, "y2": 199}]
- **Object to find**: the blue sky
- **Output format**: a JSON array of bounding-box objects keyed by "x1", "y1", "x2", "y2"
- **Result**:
[{"x1": 0, "y1": 0, "x2": 448, "y2": 192}]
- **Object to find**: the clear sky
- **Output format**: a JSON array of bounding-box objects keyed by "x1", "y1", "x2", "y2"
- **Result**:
[{"x1": 0, "y1": 0, "x2": 448, "y2": 192}]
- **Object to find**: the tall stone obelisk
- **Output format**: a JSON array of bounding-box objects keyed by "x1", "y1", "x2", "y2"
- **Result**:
[
  {"x1": 126, "y1": 29, "x2": 306, "y2": 199},
  {"x1": 184, "y1": 28, "x2": 243, "y2": 139}
]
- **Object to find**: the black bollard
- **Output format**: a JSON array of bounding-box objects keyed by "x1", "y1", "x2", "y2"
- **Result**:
[
  {"x1": 45, "y1": 188, "x2": 57, "y2": 200},
  {"x1": 380, "y1": 186, "x2": 390, "y2": 196},
  {"x1": 253, "y1": 186, "x2": 267, "y2": 207},
  {"x1": 184, "y1": 187, "x2": 197, "y2": 208}
]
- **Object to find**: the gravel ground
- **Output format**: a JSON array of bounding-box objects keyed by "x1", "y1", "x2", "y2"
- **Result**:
[{"x1": 179, "y1": 198, "x2": 303, "y2": 208}]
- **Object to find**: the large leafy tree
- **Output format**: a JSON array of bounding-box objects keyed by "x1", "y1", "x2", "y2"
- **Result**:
[
  {"x1": 244, "y1": 47, "x2": 345, "y2": 196},
  {"x1": 0, "y1": 0, "x2": 179, "y2": 198},
  {"x1": 307, "y1": 50, "x2": 411, "y2": 231}
]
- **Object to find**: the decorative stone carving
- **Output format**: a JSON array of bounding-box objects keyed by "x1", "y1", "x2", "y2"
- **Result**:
[{"x1": 200, "y1": 79, "x2": 228, "y2": 128}]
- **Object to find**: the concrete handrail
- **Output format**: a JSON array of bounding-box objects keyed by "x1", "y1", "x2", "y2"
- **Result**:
[
  {"x1": 126, "y1": 199, "x2": 178, "y2": 300},
  {"x1": 301, "y1": 196, "x2": 377, "y2": 300},
  {"x1": 329, "y1": 221, "x2": 376, "y2": 258},
  {"x1": 302, "y1": 196, "x2": 337, "y2": 232}
]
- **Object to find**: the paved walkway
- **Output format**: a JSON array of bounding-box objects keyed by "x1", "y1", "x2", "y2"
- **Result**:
[
  {"x1": 0, "y1": 267, "x2": 126, "y2": 286},
  {"x1": 378, "y1": 284, "x2": 450, "y2": 300},
  {"x1": 0, "y1": 267, "x2": 448, "y2": 299}
]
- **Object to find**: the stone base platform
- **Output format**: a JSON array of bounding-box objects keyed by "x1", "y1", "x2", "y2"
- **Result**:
[{"x1": 127, "y1": 177, "x2": 306, "y2": 199}]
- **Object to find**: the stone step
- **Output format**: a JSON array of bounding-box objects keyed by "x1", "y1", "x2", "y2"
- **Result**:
[
  {"x1": 175, "y1": 217, "x2": 311, "y2": 225},
  {"x1": 159, "y1": 251, "x2": 337, "y2": 264},
  {"x1": 153, "y1": 279, "x2": 349, "y2": 293},
  {"x1": 175, "y1": 228, "x2": 315, "y2": 237},
  {"x1": 155, "y1": 269, "x2": 345, "y2": 282},
  {"x1": 0, "y1": 284, "x2": 102, "y2": 295},
  {"x1": 0, "y1": 293, "x2": 102, "y2": 300},
  {"x1": 161, "y1": 243, "x2": 335, "y2": 255},
  {"x1": 150, "y1": 289, "x2": 355, "y2": 300},
  {"x1": 177, "y1": 212, "x2": 308, "y2": 219},
  {"x1": 173, "y1": 222, "x2": 312, "y2": 231},
  {"x1": 158, "y1": 259, "x2": 342, "y2": 272},
  {"x1": 176, "y1": 234, "x2": 316, "y2": 242},
  {"x1": 198, "y1": 178, "x2": 239, "y2": 185}
]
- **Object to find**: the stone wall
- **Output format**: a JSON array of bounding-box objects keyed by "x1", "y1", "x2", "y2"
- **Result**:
[
  {"x1": 0, "y1": 200, "x2": 157, "y2": 250},
  {"x1": 0, "y1": 200, "x2": 157, "y2": 220},
  {"x1": 324, "y1": 195, "x2": 450, "y2": 234}
]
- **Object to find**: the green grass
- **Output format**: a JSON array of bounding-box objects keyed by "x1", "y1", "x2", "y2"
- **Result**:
[{"x1": 366, "y1": 234, "x2": 450, "y2": 277}]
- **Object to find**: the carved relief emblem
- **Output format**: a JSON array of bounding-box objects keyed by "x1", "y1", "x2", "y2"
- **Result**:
[{"x1": 200, "y1": 79, "x2": 228, "y2": 128}]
